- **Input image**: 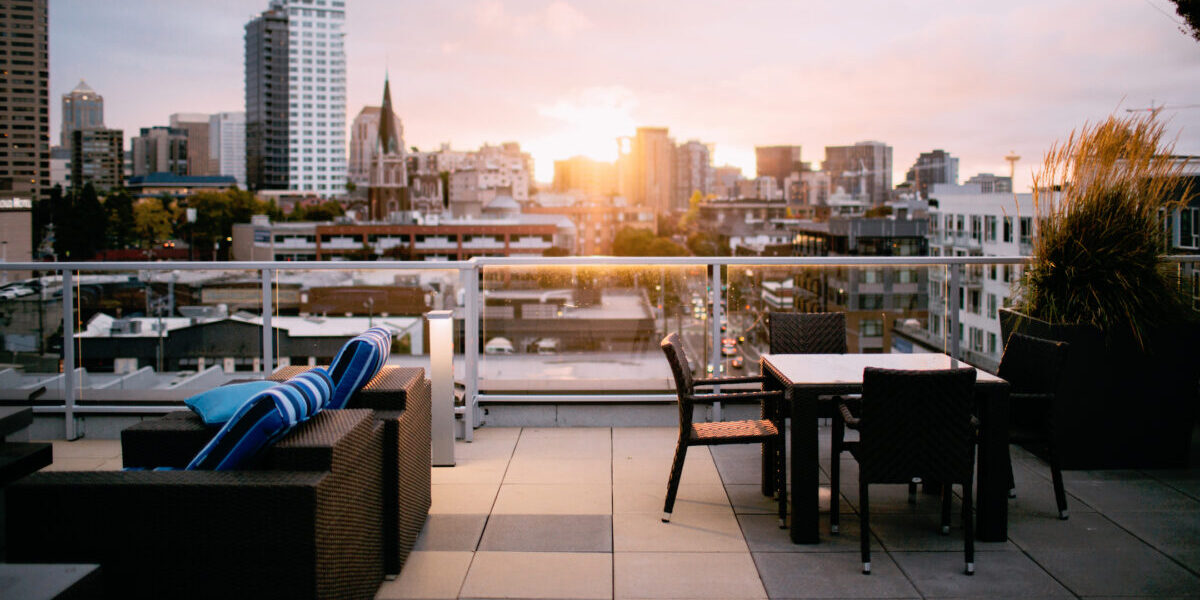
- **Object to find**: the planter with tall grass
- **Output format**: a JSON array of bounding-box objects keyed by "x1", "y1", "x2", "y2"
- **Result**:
[{"x1": 1000, "y1": 113, "x2": 1199, "y2": 469}]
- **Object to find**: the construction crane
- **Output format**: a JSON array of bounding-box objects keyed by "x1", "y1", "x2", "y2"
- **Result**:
[{"x1": 1124, "y1": 102, "x2": 1200, "y2": 116}]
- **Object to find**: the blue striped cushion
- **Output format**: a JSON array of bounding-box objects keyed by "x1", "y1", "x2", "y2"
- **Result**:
[
  {"x1": 186, "y1": 369, "x2": 333, "y2": 471},
  {"x1": 327, "y1": 326, "x2": 392, "y2": 409}
]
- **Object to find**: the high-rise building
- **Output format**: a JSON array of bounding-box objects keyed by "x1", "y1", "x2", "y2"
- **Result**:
[
  {"x1": 675, "y1": 140, "x2": 713, "y2": 209},
  {"x1": 170, "y1": 113, "x2": 213, "y2": 176},
  {"x1": 366, "y1": 78, "x2": 408, "y2": 220},
  {"x1": 552, "y1": 156, "x2": 617, "y2": 197},
  {"x1": 244, "y1": 4, "x2": 289, "y2": 191},
  {"x1": 61, "y1": 80, "x2": 104, "y2": 148},
  {"x1": 756, "y1": 145, "x2": 803, "y2": 183},
  {"x1": 0, "y1": 0, "x2": 50, "y2": 203},
  {"x1": 823, "y1": 141, "x2": 893, "y2": 206},
  {"x1": 209, "y1": 112, "x2": 246, "y2": 188},
  {"x1": 245, "y1": 0, "x2": 347, "y2": 195},
  {"x1": 131, "y1": 126, "x2": 188, "y2": 176},
  {"x1": 964, "y1": 173, "x2": 1012, "y2": 194},
  {"x1": 350, "y1": 101, "x2": 403, "y2": 191},
  {"x1": 905, "y1": 149, "x2": 958, "y2": 199},
  {"x1": 617, "y1": 127, "x2": 675, "y2": 215},
  {"x1": 711, "y1": 165, "x2": 743, "y2": 200},
  {"x1": 70, "y1": 128, "x2": 124, "y2": 192}
]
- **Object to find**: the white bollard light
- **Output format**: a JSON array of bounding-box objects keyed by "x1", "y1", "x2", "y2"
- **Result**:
[{"x1": 426, "y1": 310, "x2": 455, "y2": 466}]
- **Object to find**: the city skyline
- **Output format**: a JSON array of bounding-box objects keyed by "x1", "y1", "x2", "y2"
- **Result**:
[{"x1": 49, "y1": 0, "x2": 1200, "y2": 191}]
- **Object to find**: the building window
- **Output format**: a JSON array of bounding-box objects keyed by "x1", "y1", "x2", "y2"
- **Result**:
[
  {"x1": 861, "y1": 318, "x2": 884, "y2": 337},
  {"x1": 987, "y1": 332, "x2": 997, "y2": 355},
  {"x1": 969, "y1": 289, "x2": 981, "y2": 315},
  {"x1": 970, "y1": 327, "x2": 984, "y2": 352},
  {"x1": 970, "y1": 215, "x2": 982, "y2": 242},
  {"x1": 858, "y1": 294, "x2": 883, "y2": 310},
  {"x1": 1003, "y1": 217, "x2": 1013, "y2": 243},
  {"x1": 985, "y1": 215, "x2": 997, "y2": 242},
  {"x1": 987, "y1": 293, "x2": 997, "y2": 319},
  {"x1": 1019, "y1": 217, "x2": 1033, "y2": 245}
]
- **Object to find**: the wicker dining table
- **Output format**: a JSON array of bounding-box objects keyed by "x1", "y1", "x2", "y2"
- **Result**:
[{"x1": 759, "y1": 353, "x2": 1011, "y2": 544}]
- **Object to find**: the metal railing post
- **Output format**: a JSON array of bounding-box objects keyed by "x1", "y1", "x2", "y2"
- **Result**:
[
  {"x1": 463, "y1": 264, "x2": 480, "y2": 441},
  {"x1": 261, "y1": 267, "x2": 274, "y2": 375},
  {"x1": 948, "y1": 263, "x2": 961, "y2": 361},
  {"x1": 710, "y1": 262, "x2": 723, "y2": 421},
  {"x1": 62, "y1": 269, "x2": 78, "y2": 440}
]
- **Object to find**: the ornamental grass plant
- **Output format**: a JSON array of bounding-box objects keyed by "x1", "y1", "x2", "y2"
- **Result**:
[{"x1": 1018, "y1": 112, "x2": 1195, "y2": 349}]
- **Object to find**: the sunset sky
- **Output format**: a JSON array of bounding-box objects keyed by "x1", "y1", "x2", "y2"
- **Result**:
[{"x1": 50, "y1": 0, "x2": 1200, "y2": 190}]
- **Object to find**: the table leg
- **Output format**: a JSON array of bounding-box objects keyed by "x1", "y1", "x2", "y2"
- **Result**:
[
  {"x1": 975, "y1": 384, "x2": 1011, "y2": 541},
  {"x1": 761, "y1": 370, "x2": 782, "y2": 497},
  {"x1": 789, "y1": 387, "x2": 820, "y2": 544}
]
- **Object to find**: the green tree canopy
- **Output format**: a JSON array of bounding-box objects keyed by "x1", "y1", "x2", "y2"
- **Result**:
[
  {"x1": 613, "y1": 227, "x2": 688, "y2": 256},
  {"x1": 104, "y1": 189, "x2": 136, "y2": 250},
  {"x1": 133, "y1": 198, "x2": 177, "y2": 249},
  {"x1": 686, "y1": 231, "x2": 730, "y2": 256}
]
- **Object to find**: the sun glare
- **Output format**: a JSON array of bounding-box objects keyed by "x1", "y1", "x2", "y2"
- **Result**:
[{"x1": 527, "y1": 86, "x2": 638, "y2": 182}]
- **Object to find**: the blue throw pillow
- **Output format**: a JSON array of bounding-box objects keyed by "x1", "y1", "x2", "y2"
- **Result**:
[
  {"x1": 187, "y1": 369, "x2": 333, "y2": 471},
  {"x1": 327, "y1": 326, "x2": 392, "y2": 409},
  {"x1": 185, "y1": 381, "x2": 277, "y2": 426}
]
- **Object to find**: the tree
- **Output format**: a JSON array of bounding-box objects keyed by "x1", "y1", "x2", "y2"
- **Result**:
[
  {"x1": 1170, "y1": 0, "x2": 1200, "y2": 41},
  {"x1": 186, "y1": 189, "x2": 275, "y2": 257},
  {"x1": 289, "y1": 200, "x2": 345, "y2": 222},
  {"x1": 134, "y1": 198, "x2": 176, "y2": 249},
  {"x1": 686, "y1": 231, "x2": 729, "y2": 256},
  {"x1": 613, "y1": 227, "x2": 688, "y2": 256},
  {"x1": 32, "y1": 185, "x2": 60, "y2": 255},
  {"x1": 679, "y1": 190, "x2": 705, "y2": 230},
  {"x1": 104, "y1": 189, "x2": 136, "y2": 249},
  {"x1": 542, "y1": 246, "x2": 571, "y2": 257},
  {"x1": 863, "y1": 205, "x2": 893, "y2": 218},
  {"x1": 55, "y1": 183, "x2": 107, "y2": 260}
]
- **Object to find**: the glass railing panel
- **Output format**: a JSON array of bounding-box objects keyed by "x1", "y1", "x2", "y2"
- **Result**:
[{"x1": 478, "y1": 263, "x2": 707, "y2": 395}]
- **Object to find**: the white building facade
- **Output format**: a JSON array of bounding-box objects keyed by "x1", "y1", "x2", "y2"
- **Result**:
[
  {"x1": 209, "y1": 112, "x2": 246, "y2": 187},
  {"x1": 277, "y1": 0, "x2": 347, "y2": 195},
  {"x1": 926, "y1": 183, "x2": 1039, "y2": 364}
]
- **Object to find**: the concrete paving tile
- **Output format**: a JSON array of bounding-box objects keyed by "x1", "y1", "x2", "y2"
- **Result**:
[
  {"x1": 1103, "y1": 509, "x2": 1200, "y2": 572},
  {"x1": 1061, "y1": 469, "x2": 1152, "y2": 482},
  {"x1": 739, "y1": 513, "x2": 871, "y2": 553},
  {"x1": 835, "y1": 476, "x2": 953, "y2": 515},
  {"x1": 613, "y1": 483, "x2": 730, "y2": 515},
  {"x1": 493, "y1": 483, "x2": 612, "y2": 515},
  {"x1": 47, "y1": 439, "x2": 121, "y2": 459},
  {"x1": 460, "y1": 551, "x2": 612, "y2": 600},
  {"x1": 752, "y1": 551, "x2": 919, "y2": 598},
  {"x1": 1007, "y1": 511, "x2": 1145, "y2": 551},
  {"x1": 866, "y1": 512, "x2": 1016, "y2": 552},
  {"x1": 504, "y1": 456, "x2": 612, "y2": 485},
  {"x1": 1026, "y1": 547, "x2": 1200, "y2": 597},
  {"x1": 725, "y1": 484, "x2": 782, "y2": 515},
  {"x1": 96, "y1": 459, "x2": 123, "y2": 471},
  {"x1": 614, "y1": 511, "x2": 747, "y2": 552},
  {"x1": 611, "y1": 426, "x2": 676, "y2": 441},
  {"x1": 478, "y1": 514, "x2": 612, "y2": 552},
  {"x1": 614, "y1": 552, "x2": 766, "y2": 599},
  {"x1": 412, "y1": 514, "x2": 487, "y2": 552},
  {"x1": 892, "y1": 549, "x2": 1074, "y2": 598},
  {"x1": 429, "y1": 483, "x2": 500, "y2": 515},
  {"x1": 40, "y1": 457, "x2": 106, "y2": 471},
  {"x1": 429, "y1": 457, "x2": 509, "y2": 485},
  {"x1": 515, "y1": 428, "x2": 612, "y2": 458},
  {"x1": 1065, "y1": 479, "x2": 1199, "y2": 513},
  {"x1": 374, "y1": 551, "x2": 472, "y2": 600},
  {"x1": 613, "y1": 450, "x2": 721, "y2": 485},
  {"x1": 1006, "y1": 475, "x2": 1094, "y2": 518}
]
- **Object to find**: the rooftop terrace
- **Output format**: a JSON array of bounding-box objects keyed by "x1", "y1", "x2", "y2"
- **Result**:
[{"x1": 37, "y1": 423, "x2": 1200, "y2": 599}]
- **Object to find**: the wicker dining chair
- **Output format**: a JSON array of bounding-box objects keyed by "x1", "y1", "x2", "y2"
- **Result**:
[
  {"x1": 764, "y1": 312, "x2": 849, "y2": 497},
  {"x1": 660, "y1": 333, "x2": 787, "y2": 525},
  {"x1": 831, "y1": 367, "x2": 979, "y2": 575},
  {"x1": 997, "y1": 332, "x2": 1071, "y2": 519}
]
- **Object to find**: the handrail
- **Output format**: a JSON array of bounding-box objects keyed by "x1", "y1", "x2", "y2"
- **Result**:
[{"x1": 1, "y1": 254, "x2": 1196, "y2": 433}]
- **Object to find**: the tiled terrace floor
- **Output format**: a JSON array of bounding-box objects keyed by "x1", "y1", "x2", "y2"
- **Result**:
[{"x1": 42, "y1": 427, "x2": 1200, "y2": 599}]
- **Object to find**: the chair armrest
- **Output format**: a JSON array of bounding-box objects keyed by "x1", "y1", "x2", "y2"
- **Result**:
[
  {"x1": 694, "y1": 375, "x2": 766, "y2": 386},
  {"x1": 837, "y1": 401, "x2": 861, "y2": 428},
  {"x1": 691, "y1": 390, "x2": 784, "y2": 403}
]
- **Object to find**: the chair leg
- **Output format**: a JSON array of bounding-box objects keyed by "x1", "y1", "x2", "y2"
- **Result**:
[
  {"x1": 761, "y1": 400, "x2": 775, "y2": 497},
  {"x1": 776, "y1": 434, "x2": 787, "y2": 528},
  {"x1": 860, "y1": 478, "x2": 871, "y2": 574},
  {"x1": 1047, "y1": 424, "x2": 1069, "y2": 520},
  {"x1": 830, "y1": 415, "x2": 842, "y2": 534},
  {"x1": 963, "y1": 476, "x2": 975, "y2": 575},
  {"x1": 663, "y1": 441, "x2": 689, "y2": 522},
  {"x1": 941, "y1": 484, "x2": 952, "y2": 535}
]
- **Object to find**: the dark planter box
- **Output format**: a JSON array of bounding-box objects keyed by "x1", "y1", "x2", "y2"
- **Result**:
[{"x1": 999, "y1": 308, "x2": 1200, "y2": 469}]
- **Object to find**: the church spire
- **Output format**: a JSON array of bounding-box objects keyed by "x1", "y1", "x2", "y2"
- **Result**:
[{"x1": 377, "y1": 76, "x2": 399, "y2": 155}]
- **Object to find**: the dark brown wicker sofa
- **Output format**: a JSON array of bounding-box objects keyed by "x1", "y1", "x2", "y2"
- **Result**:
[
  {"x1": 121, "y1": 365, "x2": 432, "y2": 576},
  {"x1": 7, "y1": 409, "x2": 384, "y2": 600}
]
